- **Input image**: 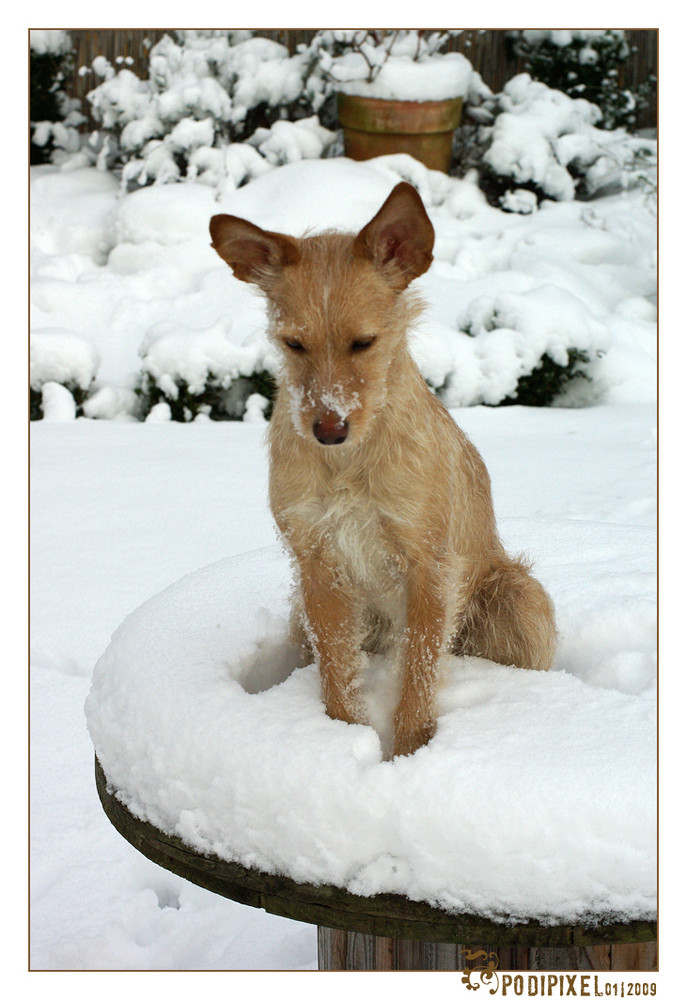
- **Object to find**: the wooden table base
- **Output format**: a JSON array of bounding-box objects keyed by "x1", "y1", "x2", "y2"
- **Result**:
[{"x1": 317, "y1": 926, "x2": 657, "y2": 971}]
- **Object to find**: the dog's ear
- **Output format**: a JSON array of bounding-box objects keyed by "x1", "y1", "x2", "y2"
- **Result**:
[
  {"x1": 352, "y1": 182, "x2": 434, "y2": 290},
  {"x1": 209, "y1": 214, "x2": 300, "y2": 288}
]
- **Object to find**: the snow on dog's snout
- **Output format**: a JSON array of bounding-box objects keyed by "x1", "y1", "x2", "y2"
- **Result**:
[
  {"x1": 317, "y1": 383, "x2": 362, "y2": 421},
  {"x1": 286, "y1": 377, "x2": 361, "y2": 440}
]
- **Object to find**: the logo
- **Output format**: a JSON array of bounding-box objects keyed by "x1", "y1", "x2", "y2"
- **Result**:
[{"x1": 462, "y1": 949, "x2": 500, "y2": 993}]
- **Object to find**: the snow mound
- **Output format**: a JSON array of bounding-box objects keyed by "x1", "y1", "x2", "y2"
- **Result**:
[
  {"x1": 30, "y1": 328, "x2": 101, "y2": 391},
  {"x1": 86, "y1": 543, "x2": 655, "y2": 926},
  {"x1": 40, "y1": 381, "x2": 77, "y2": 421}
]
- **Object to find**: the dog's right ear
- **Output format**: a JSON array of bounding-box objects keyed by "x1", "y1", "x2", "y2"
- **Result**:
[{"x1": 209, "y1": 215, "x2": 300, "y2": 288}]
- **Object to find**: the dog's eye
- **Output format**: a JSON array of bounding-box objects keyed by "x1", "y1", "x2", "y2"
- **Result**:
[
  {"x1": 284, "y1": 339, "x2": 306, "y2": 353},
  {"x1": 350, "y1": 338, "x2": 376, "y2": 353}
]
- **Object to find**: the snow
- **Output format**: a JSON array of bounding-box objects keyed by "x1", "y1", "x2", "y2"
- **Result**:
[
  {"x1": 29, "y1": 29, "x2": 72, "y2": 56},
  {"x1": 30, "y1": 149, "x2": 656, "y2": 968},
  {"x1": 484, "y1": 75, "x2": 602, "y2": 201},
  {"x1": 139, "y1": 318, "x2": 270, "y2": 399},
  {"x1": 226, "y1": 37, "x2": 308, "y2": 122},
  {"x1": 333, "y1": 51, "x2": 476, "y2": 102},
  {"x1": 521, "y1": 29, "x2": 627, "y2": 50},
  {"x1": 30, "y1": 328, "x2": 101, "y2": 392},
  {"x1": 247, "y1": 116, "x2": 336, "y2": 166},
  {"x1": 318, "y1": 30, "x2": 477, "y2": 102},
  {"x1": 82, "y1": 384, "x2": 139, "y2": 421},
  {"x1": 40, "y1": 380, "x2": 76, "y2": 421},
  {"x1": 482, "y1": 74, "x2": 655, "y2": 203}
]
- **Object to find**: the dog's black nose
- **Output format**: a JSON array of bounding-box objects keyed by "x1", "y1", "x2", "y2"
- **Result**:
[{"x1": 313, "y1": 414, "x2": 349, "y2": 445}]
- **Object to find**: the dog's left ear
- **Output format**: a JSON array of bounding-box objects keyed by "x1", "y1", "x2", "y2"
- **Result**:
[{"x1": 352, "y1": 182, "x2": 434, "y2": 290}]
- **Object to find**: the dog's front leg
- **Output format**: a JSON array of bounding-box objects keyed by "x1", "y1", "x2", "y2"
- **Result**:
[
  {"x1": 393, "y1": 565, "x2": 448, "y2": 757},
  {"x1": 298, "y1": 557, "x2": 362, "y2": 726}
]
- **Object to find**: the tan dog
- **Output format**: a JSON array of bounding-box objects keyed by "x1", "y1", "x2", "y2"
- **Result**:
[{"x1": 210, "y1": 182, "x2": 556, "y2": 757}]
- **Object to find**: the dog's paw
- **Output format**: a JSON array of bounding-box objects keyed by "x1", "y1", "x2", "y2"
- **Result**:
[
  {"x1": 392, "y1": 718, "x2": 437, "y2": 758},
  {"x1": 324, "y1": 692, "x2": 366, "y2": 727}
]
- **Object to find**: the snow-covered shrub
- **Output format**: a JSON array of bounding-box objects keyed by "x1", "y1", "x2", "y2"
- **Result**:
[
  {"x1": 511, "y1": 30, "x2": 654, "y2": 131},
  {"x1": 137, "y1": 321, "x2": 277, "y2": 422},
  {"x1": 138, "y1": 370, "x2": 277, "y2": 422},
  {"x1": 86, "y1": 31, "x2": 336, "y2": 190},
  {"x1": 459, "y1": 74, "x2": 656, "y2": 208},
  {"x1": 30, "y1": 30, "x2": 86, "y2": 164},
  {"x1": 454, "y1": 286, "x2": 610, "y2": 407},
  {"x1": 83, "y1": 30, "x2": 498, "y2": 192},
  {"x1": 246, "y1": 116, "x2": 337, "y2": 166},
  {"x1": 30, "y1": 329, "x2": 101, "y2": 419},
  {"x1": 502, "y1": 348, "x2": 595, "y2": 407}
]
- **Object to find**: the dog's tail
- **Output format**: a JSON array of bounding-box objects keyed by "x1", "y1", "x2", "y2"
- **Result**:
[{"x1": 452, "y1": 556, "x2": 556, "y2": 671}]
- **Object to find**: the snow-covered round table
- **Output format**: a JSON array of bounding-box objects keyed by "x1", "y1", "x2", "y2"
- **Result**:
[{"x1": 87, "y1": 547, "x2": 656, "y2": 971}]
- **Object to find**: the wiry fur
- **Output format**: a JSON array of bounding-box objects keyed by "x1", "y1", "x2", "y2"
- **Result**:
[{"x1": 210, "y1": 182, "x2": 556, "y2": 757}]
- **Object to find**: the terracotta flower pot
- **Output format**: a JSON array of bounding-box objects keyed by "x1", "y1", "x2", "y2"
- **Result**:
[{"x1": 337, "y1": 92, "x2": 463, "y2": 173}]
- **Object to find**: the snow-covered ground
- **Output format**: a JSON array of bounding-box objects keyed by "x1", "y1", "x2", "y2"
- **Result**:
[{"x1": 30, "y1": 152, "x2": 656, "y2": 970}]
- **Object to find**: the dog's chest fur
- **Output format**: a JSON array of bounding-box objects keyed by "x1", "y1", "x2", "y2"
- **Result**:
[
  {"x1": 325, "y1": 487, "x2": 399, "y2": 589},
  {"x1": 280, "y1": 464, "x2": 405, "y2": 597}
]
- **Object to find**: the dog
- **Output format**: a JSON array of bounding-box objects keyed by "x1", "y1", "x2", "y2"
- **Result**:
[{"x1": 210, "y1": 181, "x2": 556, "y2": 758}]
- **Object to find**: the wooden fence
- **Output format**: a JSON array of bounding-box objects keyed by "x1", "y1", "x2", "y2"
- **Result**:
[{"x1": 64, "y1": 29, "x2": 657, "y2": 129}]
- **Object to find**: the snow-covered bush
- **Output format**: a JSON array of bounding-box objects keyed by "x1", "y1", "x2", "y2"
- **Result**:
[
  {"x1": 83, "y1": 30, "x2": 498, "y2": 193},
  {"x1": 30, "y1": 30, "x2": 86, "y2": 164},
  {"x1": 137, "y1": 369, "x2": 277, "y2": 423},
  {"x1": 136, "y1": 321, "x2": 277, "y2": 422},
  {"x1": 457, "y1": 74, "x2": 656, "y2": 209},
  {"x1": 511, "y1": 30, "x2": 654, "y2": 131},
  {"x1": 453, "y1": 285, "x2": 609, "y2": 407},
  {"x1": 86, "y1": 31, "x2": 336, "y2": 190},
  {"x1": 30, "y1": 34, "x2": 655, "y2": 420},
  {"x1": 30, "y1": 329, "x2": 101, "y2": 420}
]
